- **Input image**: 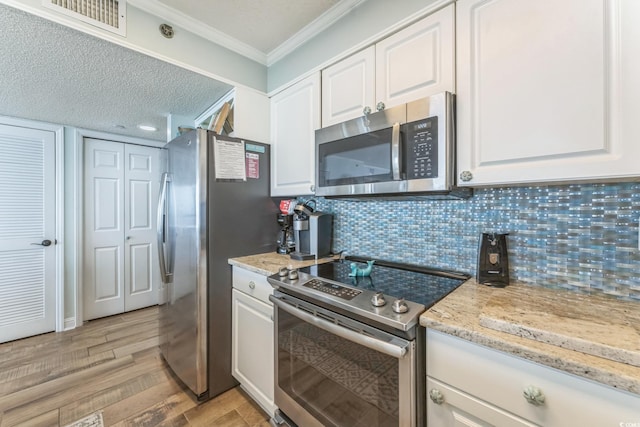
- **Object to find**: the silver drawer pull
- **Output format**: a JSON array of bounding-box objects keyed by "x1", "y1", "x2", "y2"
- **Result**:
[
  {"x1": 248, "y1": 281, "x2": 256, "y2": 290},
  {"x1": 429, "y1": 388, "x2": 445, "y2": 405},
  {"x1": 523, "y1": 385, "x2": 545, "y2": 406}
]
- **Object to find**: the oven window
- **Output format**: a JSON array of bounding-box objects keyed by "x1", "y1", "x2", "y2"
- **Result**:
[
  {"x1": 318, "y1": 128, "x2": 393, "y2": 187},
  {"x1": 277, "y1": 308, "x2": 400, "y2": 427}
]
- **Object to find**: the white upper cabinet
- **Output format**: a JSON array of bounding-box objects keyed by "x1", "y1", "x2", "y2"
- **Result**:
[
  {"x1": 270, "y1": 73, "x2": 321, "y2": 196},
  {"x1": 321, "y1": 4, "x2": 455, "y2": 127},
  {"x1": 375, "y1": 4, "x2": 455, "y2": 110},
  {"x1": 456, "y1": 0, "x2": 640, "y2": 186},
  {"x1": 321, "y1": 46, "x2": 376, "y2": 127}
]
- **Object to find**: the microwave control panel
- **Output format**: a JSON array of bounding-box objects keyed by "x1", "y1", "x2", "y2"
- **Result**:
[{"x1": 404, "y1": 116, "x2": 438, "y2": 180}]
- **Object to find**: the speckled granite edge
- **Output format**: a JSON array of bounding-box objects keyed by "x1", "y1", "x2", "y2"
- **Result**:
[
  {"x1": 228, "y1": 252, "x2": 339, "y2": 276},
  {"x1": 420, "y1": 281, "x2": 640, "y2": 396}
]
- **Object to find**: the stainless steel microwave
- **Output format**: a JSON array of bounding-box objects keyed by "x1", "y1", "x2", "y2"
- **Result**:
[{"x1": 315, "y1": 92, "x2": 470, "y2": 199}]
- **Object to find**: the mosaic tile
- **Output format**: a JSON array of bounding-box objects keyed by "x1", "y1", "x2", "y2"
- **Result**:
[{"x1": 300, "y1": 182, "x2": 640, "y2": 302}]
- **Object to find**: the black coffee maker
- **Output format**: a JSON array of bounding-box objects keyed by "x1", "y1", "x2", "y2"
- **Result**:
[
  {"x1": 276, "y1": 213, "x2": 295, "y2": 254},
  {"x1": 477, "y1": 233, "x2": 510, "y2": 287}
]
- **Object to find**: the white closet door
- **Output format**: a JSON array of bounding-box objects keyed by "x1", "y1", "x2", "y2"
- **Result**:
[
  {"x1": 0, "y1": 124, "x2": 56, "y2": 343},
  {"x1": 84, "y1": 139, "x2": 126, "y2": 320},
  {"x1": 123, "y1": 144, "x2": 160, "y2": 311},
  {"x1": 84, "y1": 139, "x2": 161, "y2": 320}
]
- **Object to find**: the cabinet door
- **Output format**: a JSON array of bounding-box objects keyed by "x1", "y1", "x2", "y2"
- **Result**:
[
  {"x1": 456, "y1": 0, "x2": 640, "y2": 186},
  {"x1": 427, "y1": 377, "x2": 536, "y2": 427},
  {"x1": 231, "y1": 289, "x2": 275, "y2": 416},
  {"x1": 270, "y1": 73, "x2": 320, "y2": 196},
  {"x1": 322, "y1": 46, "x2": 376, "y2": 127},
  {"x1": 375, "y1": 4, "x2": 455, "y2": 110}
]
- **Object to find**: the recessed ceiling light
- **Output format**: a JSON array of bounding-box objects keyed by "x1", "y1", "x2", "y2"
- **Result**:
[{"x1": 138, "y1": 124, "x2": 158, "y2": 132}]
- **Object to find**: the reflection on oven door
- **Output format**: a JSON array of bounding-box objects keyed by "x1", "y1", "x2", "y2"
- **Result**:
[{"x1": 274, "y1": 299, "x2": 416, "y2": 427}]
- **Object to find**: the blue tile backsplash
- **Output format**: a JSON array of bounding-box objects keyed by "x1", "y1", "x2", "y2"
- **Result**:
[{"x1": 308, "y1": 182, "x2": 640, "y2": 301}]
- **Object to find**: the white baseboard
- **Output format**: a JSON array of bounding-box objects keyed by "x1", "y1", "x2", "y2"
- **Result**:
[{"x1": 64, "y1": 317, "x2": 77, "y2": 330}]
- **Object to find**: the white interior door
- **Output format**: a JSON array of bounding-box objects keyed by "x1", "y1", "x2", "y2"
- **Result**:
[
  {"x1": 0, "y1": 123, "x2": 56, "y2": 343},
  {"x1": 123, "y1": 143, "x2": 160, "y2": 312},
  {"x1": 84, "y1": 139, "x2": 125, "y2": 320},
  {"x1": 84, "y1": 139, "x2": 161, "y2": 320}
]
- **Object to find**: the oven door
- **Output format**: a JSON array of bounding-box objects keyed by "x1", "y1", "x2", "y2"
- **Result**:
[{"x1": 270, "y1": 292, "x2": 417, "y2": 427}]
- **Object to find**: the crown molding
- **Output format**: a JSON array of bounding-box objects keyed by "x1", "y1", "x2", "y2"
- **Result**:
[
  {"x1": 266, "y1": 0, "x2": 366, "y2": 66},
  {"x1": 128, "y1": 0, "x2": 268, "y2": 64},
  {"x1": 128, "y1": 0, "x2": 367, "y2": 66}
]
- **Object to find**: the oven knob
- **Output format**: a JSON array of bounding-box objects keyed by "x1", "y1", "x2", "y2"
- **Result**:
[
  {"x1": 392, "y1": 298, "x2": 409, "y2": 314},
  {"x1": 278, "y1": 267, "x2": 289, "y2": 277},
  {"x1": 288, "y1": 269, "x2": 299, "y2": 280},
  {"x1": 371, "y1": 292, "x2": 387, "y2": 307}
]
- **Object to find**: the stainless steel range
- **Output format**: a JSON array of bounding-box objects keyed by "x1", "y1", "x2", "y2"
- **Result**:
[{"x1": 268, "y1": 256, "x2": 469, "y2": 427}]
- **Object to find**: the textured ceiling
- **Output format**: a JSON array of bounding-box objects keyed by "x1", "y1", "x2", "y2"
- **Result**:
[
  {"x1": 157, "y1": 0, "x2": 340, "y2": 54},
  {"x1": 0, "y1": 3, "x2": 233, "y2": 141}
]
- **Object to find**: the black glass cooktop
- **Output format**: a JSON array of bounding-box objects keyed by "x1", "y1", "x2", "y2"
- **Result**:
[{"x1": 299, "y1": 257, "x2": 469, "y2": 309}]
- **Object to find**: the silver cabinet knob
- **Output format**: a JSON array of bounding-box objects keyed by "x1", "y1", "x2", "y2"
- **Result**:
[
  {"x1": 310, "y1": 184, "x2": 315, "y2": 193},
  {"x1": 126, "y1": 236, "x2": 132, "y2": 240},
  {"x1": 376, "y1": 101, "x2": 385, "y2": 111},
  {"x1": 429, "y1": 389, "x2": 445, "y2": 405},
  {"x1": 371, "y1": 291, "x2": 386, "y2": 307},
  {"x1": 363, "y1": 106, "x2": 372, "y2": 115},
  {"x1": 459, "y1": 171, "x2": 473, "y2": 182},
  {"x1": 523, "y1": 385, "x2": 545, "y2": 406},
  {"x1": 392, "y1": 298, "x2": 409, "y2": 314},
  {"x1": 248, "y1": 281, "x2": 256, "y2": 290}
]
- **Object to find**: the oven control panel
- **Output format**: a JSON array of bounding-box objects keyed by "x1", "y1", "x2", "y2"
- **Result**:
[{"x1": 303, "y1": 279, "x2": 362, "y2": 300}]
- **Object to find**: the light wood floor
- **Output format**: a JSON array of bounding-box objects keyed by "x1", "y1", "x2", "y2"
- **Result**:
[{"x1": 0, "y1": 306, "x2": 270, "y2": 427}]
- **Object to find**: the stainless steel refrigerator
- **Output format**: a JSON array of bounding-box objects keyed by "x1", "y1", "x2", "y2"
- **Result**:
[{"x1": 157, "y1": 128, "x2": 279, "y2": 400}]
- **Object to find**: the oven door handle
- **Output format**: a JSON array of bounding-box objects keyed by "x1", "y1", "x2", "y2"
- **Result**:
[{"x1": 271, "y1": 296, "x2": 408, "y2": 359}]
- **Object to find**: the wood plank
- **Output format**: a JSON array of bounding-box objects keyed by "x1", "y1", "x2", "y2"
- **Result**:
[
  {"x1": 88, "y1": 331, "x2": 160, "y2": 356},
  {"x1": 58, "y1": 367, "x2": 178, "y2": 425},
  {"x1": 110, "y1": 391, "x2": 198, "y2": 427},
  {"x1": 100, "y1": 378, "x2": 187, "y2": 425},
  {"x1": 0, "y1": 307, "x2": 266, "y2": 427},
  {"x1": 7, "y1": 409, "x2": 58, "y2": 427},
  {"x1": 0, "y1": 351, "x2": 116, "y2": 397}
]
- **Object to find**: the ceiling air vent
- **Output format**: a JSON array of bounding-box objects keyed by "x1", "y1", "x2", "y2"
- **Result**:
[{"x1": 43, "y1": 0, "x2": 127, "y2": 36}]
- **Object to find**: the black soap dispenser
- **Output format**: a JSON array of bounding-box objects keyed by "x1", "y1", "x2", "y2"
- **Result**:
[{"x1": 477, "y1": 233, "x2": 510, "y2": 287}]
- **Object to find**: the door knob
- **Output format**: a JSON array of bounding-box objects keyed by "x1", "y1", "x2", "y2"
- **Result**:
[{"x1": 31, "y1": 239, "x2": 52, "y2": 247}]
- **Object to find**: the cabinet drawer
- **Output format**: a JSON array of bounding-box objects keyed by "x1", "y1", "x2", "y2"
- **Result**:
[
  {"x1": 426, "y1": 329, "x2": 640, "y2": 426},
  {"x1": 232, "y1": 266, "x2": 273, "y2": 305},
  {"x1": 427, "y1": 377, "x2": 535, "y2": 427}
]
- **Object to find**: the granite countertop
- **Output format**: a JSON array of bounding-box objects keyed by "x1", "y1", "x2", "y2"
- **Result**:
[
  {"x1": 228, "y1": 251, "x2": 339, "y2": 276},
  {"x1": 421, "y1": 280, "x2": 640, "y2": 396}
]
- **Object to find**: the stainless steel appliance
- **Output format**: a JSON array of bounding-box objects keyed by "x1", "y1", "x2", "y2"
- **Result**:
[
  {"x1": 157, "y1": 128, "x2": 278, "y2": 400},
  {"x1": 477, "y1": 233, "x2": 510, "y2": 287},
  {"x1": 268, "y1": 256, "x2": 469, "y2": 427},
  {"x1": 315, "y1": 92, "x2": 470, "y2": 199},
  {"x1": 289, "y1": 201, "x2": 332, "y2": 261}
]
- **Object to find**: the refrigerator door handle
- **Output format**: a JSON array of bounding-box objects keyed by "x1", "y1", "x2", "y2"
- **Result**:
[{"x1": 157, "y1": 172, "x2": 172, "y2": 283}]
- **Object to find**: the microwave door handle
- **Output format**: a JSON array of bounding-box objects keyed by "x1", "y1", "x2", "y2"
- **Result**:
[
  {"x1": 391, "y1": 122, "x2": 401, "y2": 180},
  {"x1": 270, "y1": 295, "x2": 408, "y2": 359}
]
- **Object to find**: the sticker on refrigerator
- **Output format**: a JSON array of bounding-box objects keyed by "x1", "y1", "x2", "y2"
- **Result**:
[
  {"x1": 246, "y1": 153, "x2": 259, "y2": 179},
  {"x1": 214, "y1": 137, "x2": 246, "y2": 181}
]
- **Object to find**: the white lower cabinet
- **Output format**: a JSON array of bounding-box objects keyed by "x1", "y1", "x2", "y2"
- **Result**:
[
  {"x1": 426, "y1": 329, "x2": 640, "y2": 426},
  {"x1": 231, "y1": 267, "x2": 275, "y2": 416}
]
